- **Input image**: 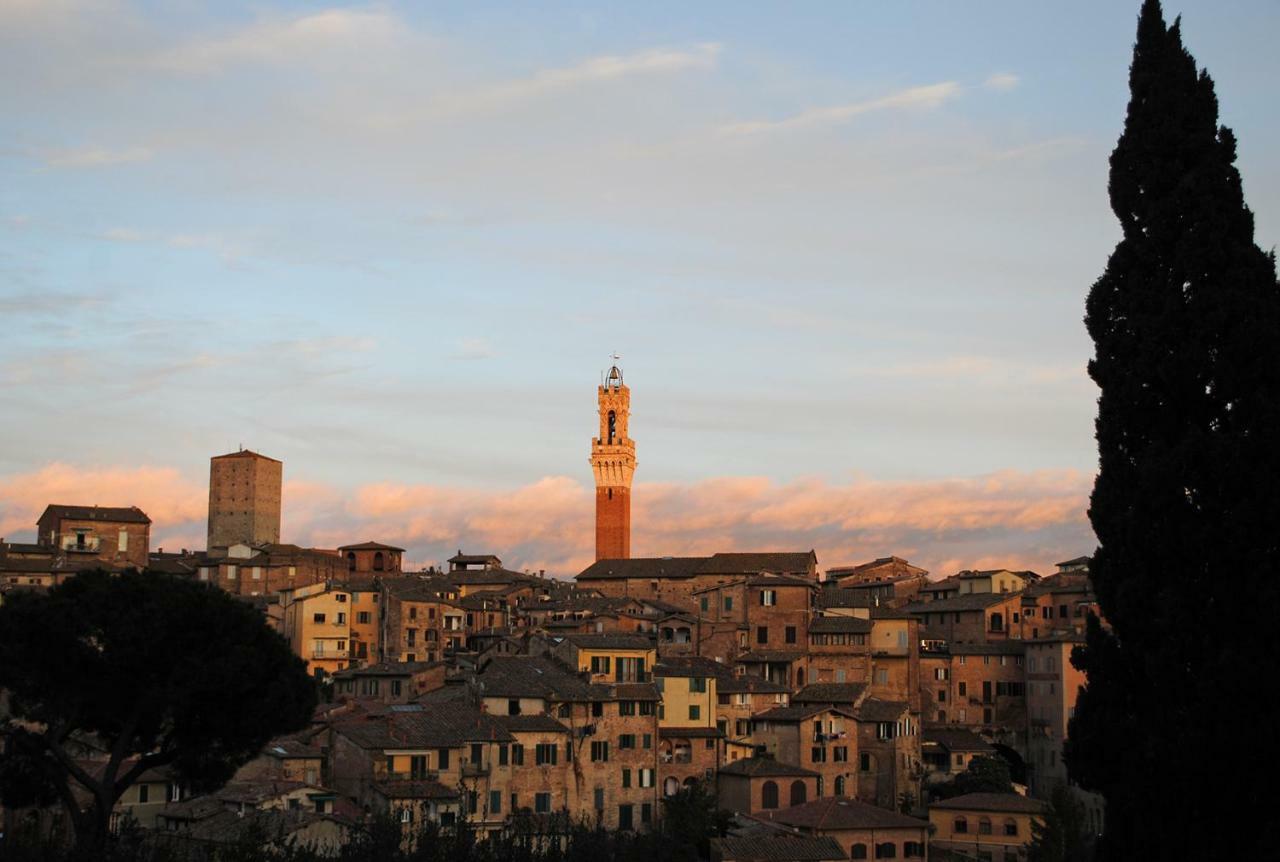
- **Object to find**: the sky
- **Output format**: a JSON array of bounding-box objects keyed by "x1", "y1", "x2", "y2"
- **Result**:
[{"x1": 2, "y1": 0, "x2": 1278, "y2": 577}]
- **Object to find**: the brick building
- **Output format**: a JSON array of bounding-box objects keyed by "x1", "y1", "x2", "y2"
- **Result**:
[
  {"x1": 35, "y1": 504, "x2": 151, "y2": 569},
  {"x1": 590, "y1": 363, "x2": 636, "y2": 561},
  {"x1": 338, "y1": 541, "x2": 404, "y2": 580},
  {"x1": 207, "y1": 449, "x2": 282, "y2": 551}
]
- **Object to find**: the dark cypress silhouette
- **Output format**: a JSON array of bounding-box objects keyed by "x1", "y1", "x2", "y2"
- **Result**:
[{"x1": 1069, "y1": 1, "x2": 1280, "y2": 858}]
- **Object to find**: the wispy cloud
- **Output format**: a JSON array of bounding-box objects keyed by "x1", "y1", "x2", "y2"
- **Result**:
[
  {"x1": 37, "y1": 145, "x2": 154, "y2": 168},
  {"x1": 0, "y1": 463, "x2": 1093, "y2": 578},
  {"x1": 721, "y1": 81, "x2": 962, "y2": 135},
  {"x1": 984, "y1": 72, "x2": 1020, "y2": 91}
]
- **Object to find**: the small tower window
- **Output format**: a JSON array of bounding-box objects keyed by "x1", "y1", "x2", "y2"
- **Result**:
[
  {"x1": 374, "y1": 551, "x2": 385, "y2": 572},
  {"x1": 608, "y1": 410, "x2": 617, "y2": 444},
  {"x1": 346, "y1": 552, "x2": 356, "y2": 571}
]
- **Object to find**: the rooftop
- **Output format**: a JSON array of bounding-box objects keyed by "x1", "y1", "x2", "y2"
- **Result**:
[
  {"x1": 718, "y1": 757, "x2": 821, "y2": 778},
  {"x1": 930, "y1": 793, "x2": 1049, "y2": 814},
  {"x1": 713, "y1": 835, "x2": 846, "y2": 862},
  {"x1": 763, "y1": 796, "x2": 929, "y2": 831},
  {"x1": 39, "y1": 504, "x2": 151, "y2": 525}
]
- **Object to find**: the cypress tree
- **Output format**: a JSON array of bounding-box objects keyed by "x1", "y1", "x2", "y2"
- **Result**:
[{"x1": 1068, "y1": 1, "x2": 1280, "y2": 858}]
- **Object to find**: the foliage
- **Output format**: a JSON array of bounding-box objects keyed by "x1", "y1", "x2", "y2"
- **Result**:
[
  {"x1": 928, "y1": 754, "x2": 1015, "y2": 800},
  {"x1": 1071, "y1": 0, "x2": 1280, "y2": 858},
  {"x1": 1025, "y1": 785, "x2": 1092, "y2": 862},
  {"x1": 0, "y1": 570, "x2": 317, "y2": 857}
]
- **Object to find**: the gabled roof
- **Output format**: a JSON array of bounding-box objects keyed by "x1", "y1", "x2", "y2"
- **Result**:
[
  {"x1": 853, "y1": 698, "x2": 909, "y2": 722},
  {"x1": 763, "y1": 796, "x2": 929, "y2": 831},
  {"x1": 559, "y1": 633, "x2": 654, "y2": 651},
  {"x1": 713, "y1": 835, "x2": 846, "y2": 862},
  {"x1": 337, "y1": 541, "x2": 406, "y2": 552},
  {"x1": 699, "y1": 552, "x2": 817, "y2": 576},
  {"x1": 331, "y1": 701, "x2": 515, "y2": 749},
  {"x1": 39, "y1": 504, "x2": 151, "y2": 525},
  {"x1": 654, "y1": 655, "x2": 729, "y2": 678},
  {"x1": 791, "y1": 683, "x2": 868, "y2": 706},
  {"x1": 576, "y1": 557, "x2": 707, "y2": 581},
  {"x1": 576, "y1": 551, "x2": 817, "y2": 582},
  {"x1": 492, "y1": 714, "x2": 570, "y2": 734},
  {"x1": 902, "y1": 592, "x2": 1021, "y2": 614},
  {"x1": 448, "y1": 552, "x2": 502, "y2": 565},
  {"x1": 474, "y1": 655, "x2": 598, "y2": 700},
  {"x1": 211, "y1": 449, "x2": 281, "y2": 462},
  {"x1": 930, "y1": 793, "x2": 1048, "y2": 814},
  {"x1": 752, "y1": 705, "x2": 853, "y2": 723},
  {"x1": 922, "y1": 728, "x2": 995, "y2": 754},
  {"x1": 718, "y1": 757, "x2": 821, "y2": 778},
  {"x1": 808, "y1": 616, "x2": 873, "y2": 634}
]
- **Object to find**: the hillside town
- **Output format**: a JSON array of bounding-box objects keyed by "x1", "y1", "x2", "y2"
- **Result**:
[{"x1": 0, "y1": 366, "x2": 1105, "y2": 860}]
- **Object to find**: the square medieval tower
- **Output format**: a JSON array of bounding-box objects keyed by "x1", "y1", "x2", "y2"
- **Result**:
[{"x1": 207, "y1": 449, "x2": 283, "y2": 550}]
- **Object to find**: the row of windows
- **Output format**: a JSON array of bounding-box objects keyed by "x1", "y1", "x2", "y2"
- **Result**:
[
  {"x1": 953, "y1": 816, "x2": 1019, "y2": 836},
  {"x1": 849, "y1": 842, "x2": 925, "y2": 859}
]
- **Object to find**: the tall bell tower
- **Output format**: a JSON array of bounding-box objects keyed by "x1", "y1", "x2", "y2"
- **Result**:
[{"x1": 590, "y1": 360, "x2": 636, "y2": 560}]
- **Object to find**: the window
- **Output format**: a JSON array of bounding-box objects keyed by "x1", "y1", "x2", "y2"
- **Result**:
[
  {"x1": 346, "y1": 552, "x2": 356, "y2": 571},
  {"x1": 700, "y1": 596, "x2": 709, "y2": 612},
  {"x1": 511, "y1": 744, "x2": 524, "y2": 766},
  {"x1": 979, "y1": 817, "x2": 993, "y2": 835},
  {"x1": 509, "y1": 699, "x2": 521, "y2": 715},
  {"x1": 785, "y1": 626, "x2": 796, "y2": 644},
  {"x1": 874, "y1": 668, "x2": 889, "y2": 685},
  {"x1": 619, "y1": 734, "x2": 636, "y2": 749},
  {"x1": 689, "y1": 705, "x2": 700, "y2": 721},
  {"x1": 958, "y1": 682, "x2": 968, "y2": 697},
  {"x1": 591, "y1": 701, "x2": 604, "y2": 718},
  {"x1": 904, "y1": 842, "x2": 924, "y2": 859},
  {"x1": 875, "y1": 844, "x2": 897, "y2": 859},
  {"x1": 642, "y1": 733, "x2": 652, "y2": 749},
  {"x1": 591, "y1": 741, "x2": 609, "y2": 762},
  {"x1": 934, "y1": 667, "x2": 949, "y2": 681},
  {"x1": 811, "y1": 746, "x2": 826, "y2": 763},
  {"x1": 252, "y1": 567, "x2": 261, "y2": 581},
  {"x1": 535, "y1": 792, "x2": 551, "y2": 814},
  {"x1": 760, "y1": 589, "x2": 776, "y2": 606},
  {"x1": 789, "y1": 780, "x2": 807, "y2": 806},
  {"x1": 639, "y1": 768, "x2": 654, "y2": 788},
  {"x1": 641, "y1": 802, "x2": 652, "y2": 824},
  {"x1": 851, "y1": 845, "x2": 868, "y2": 860},
  {"x1": 358, "y1": 611, "x2": 371, "y2": 624},
  {"x1": 757, "y1": 626, "x2": 769, "y2": 644},
  {"x1": 498, "y1": 745, "x2": 508, "y2": 766},
  {"x1": 639, "y1": 701, "x2": 655, "y2": 716},
  {"x1": 954, "y1": 816, "x2": 968, "y2": 834},
  {"x1": 594, "y1": 787, "x2": 604, "y2": 810},
  {"x1": 1003, "y1": 818, "x2": 1018, "y2": 836},
  {"x1": 833, "y1": 746, "x2": 848, "y2": 762},
  {"x1": 860, "y1": 752, "x2": 873, "y2": 772},
  {"x1": 761, "y1": 780, "x2": 779, "y2": 809},
  {"x1": 689, "y1": 677, "x2": 707, "y2": 693},
  {"x1": 138, "y1": 784, "x2": 149, "y2": 804},
  {"x1": 724, "y1": 596, "x2": 733, "y2": 612},
  {"x1": 400, "y1": 808, "x2": 413, "y2": 824},
  {"x1": 618, "y1": 804, "x2": 634, "y2": 831},
  {"x1": 489, "y1": 790, "x2": 501, "y2": 814},
  {"x1": 336, "y1": 612, "x2": 346, "y2": 625},
  {"x1": 227, "y1": 565, "x2": 237, "y2": 580},
  {"x1": 619, "y1": 700, "x2": 636, "y2": 716},
  {"x1": 373, "y1": 551, "x2": 385, "y2": 571},
  {"x1": 313, "y1": 613, "x2": 326, "y2": 624},
  {"x1": 535, "y1": 743, "x2": 557, "y2": 765},
  {"x1": 937, "y1": 690, "x2": 947, "y2": 703},
  {"x1": 409, "y1": 607, "x2": 417, "y2": 620}
]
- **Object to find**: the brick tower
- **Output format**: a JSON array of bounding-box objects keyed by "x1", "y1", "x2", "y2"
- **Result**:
[
  {"x1": 207, "y1": 449, "x2": 283, "y2": 550},
  {"x1": 590, "y1": 362, "x2": 636, "y2": 560}
]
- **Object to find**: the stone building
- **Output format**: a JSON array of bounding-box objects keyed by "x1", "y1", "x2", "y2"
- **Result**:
[
  {"x1": 195, "y1": 543, "x2": 344, "y2": 597},
  {"x1": 928, "y1": 792, "x2": 1046, "y2": 860},
  {"x1": 35, "y1": 504, "x2": 151, "y2": 569},
  {"x1": 717, "y1": 756, "x2": 820, "y2": 813},
  {"x1": 339, "y1": 541, "x2": 404, "y2": 580},
  {"x1": 576, "y1": 552, "x2": 818, "y2": 611},
  {"x1": 757, "y1": 797, "x2": 930, "y2": 861},
  {"x1": 207, "y1": 449, "x2": 282, "y2": 551},
  {"x1": 590, "y1": 363, "x2": 636, "y2": 561}
]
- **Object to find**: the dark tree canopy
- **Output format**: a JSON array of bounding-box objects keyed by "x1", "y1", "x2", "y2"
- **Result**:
[
  {"x1": 929, "y1": 754, "x2": 1015, "y2": 800},
  {"x1": 1070, "y1": 1, "x2": 1280, "y2": 858},
  {"x1": 0, "y1": 570, "x2": 317, "y2": 854}
]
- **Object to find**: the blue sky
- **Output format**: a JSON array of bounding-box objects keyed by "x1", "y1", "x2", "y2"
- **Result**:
[{"x1": 2, "y1": 1, "x2": 1277, "y2": 573}]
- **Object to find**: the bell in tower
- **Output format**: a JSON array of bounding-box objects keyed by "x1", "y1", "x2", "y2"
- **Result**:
[{"x1": 590, "y1": 358, "x2": 636, "y2": 560}]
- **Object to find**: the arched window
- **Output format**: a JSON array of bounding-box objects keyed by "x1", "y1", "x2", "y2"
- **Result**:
[
  {"x1": 953, "y1": 816, "x2": 968, "y2": 834},
  {"x1": 373, "y1": 551, "x2": 385, "y2": 571},
  {"x1": 1003, "y1": 818, "x2": 1018, "y2": 836},
  {"x1": 608, "y1": 410, "x2": 617, "y2": 444},
  {"x1": 789, "y1": 780, "x2": 807, "y2": 806},
  {"x1": 761, "y1": 780, "x2": 779, "y2": 809},
  {"x1": 850, "y1": 845, "x2": 868, "y2": 860},
  {"x1": 834, "y1": 776, "x2": 846, "y2": 796},
  {"x1": 796, "y1": 667, "x2": 805, "y2": 686},
  {"x1": 978, "y1": 816, "x2": 992, "y2": 835},
  {"x1": 874, "y1": 843, "x2": 896, "y2": 859},
  {"x1": 990, "y1": 612, "x2": 1004, "y2": 632},
  {"x1": 346, "y1": 552, "x2": 356, "y2": 571},
  {"x1": 903, "y1": 842, "x2": 923, "y2": 858}
]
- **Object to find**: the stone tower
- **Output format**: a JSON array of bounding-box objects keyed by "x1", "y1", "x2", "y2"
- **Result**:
[
  {"x1": 207, "y1": 449, "x2": 283, "y2": 550},
  {"x1": 590, "y1": 362, "x2": 636, "y2": 560}
]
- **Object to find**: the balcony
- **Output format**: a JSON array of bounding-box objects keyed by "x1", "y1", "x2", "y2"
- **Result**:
[
  {"x1": 63, "y1": 539, "x2": 101, "y2": 553},
  {"x1": 461, "y1": 762, "x2": 490, "y2": 778},
  {"x1": 312, "y1": 649, "x2": 349, "y2": 660}
]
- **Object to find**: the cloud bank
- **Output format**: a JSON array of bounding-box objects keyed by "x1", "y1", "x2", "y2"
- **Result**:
[{"x1": 0, "y1": 463, "x2": 1094, "y2": 579}]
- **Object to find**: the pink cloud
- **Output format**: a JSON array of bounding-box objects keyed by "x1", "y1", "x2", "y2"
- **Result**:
[{"x1": 0, "y1": 463, "x2": 1094, "y2": 579}]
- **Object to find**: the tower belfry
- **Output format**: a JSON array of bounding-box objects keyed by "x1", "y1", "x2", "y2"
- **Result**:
[{"x1": 590, "y1": 358, "x2": 636, "y2": 560}]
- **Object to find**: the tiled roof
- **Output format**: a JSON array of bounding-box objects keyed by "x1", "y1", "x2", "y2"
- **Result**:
[
  {"x1": 613, "y1": 682, "x2": 662, "y2": 701},
  {"x1": 763, "y1": 797, "x2": 929, "y2": 831},
  {"x1": 576, "y1": 551, "x2": 817, "y2": 582},
  {"x1": 474, "y1": 655, "x2": 598, "y2": 700},
  {"x1": 337, "y1": 541, "x2": 406, "y2": 552},
  {"x1": 332, "y1": 701, "x2": 514, "y2": 749},
  {"x1": 40, "y1": 504, "x2": 151, "y2": 524},
  {"x1": 853, "y1": 698, "x2": 909, "y2": 722},
  {"x1": 791, "y1": 683, "x2": 867, "y2": 705},
  {"x1": 560, "y1": 633, "x2": 654, "y2": 650},
  {"x1": 713, "y1": 835, "x2": 846, "y2": 862},
  {"x1": 211, "y1": 449, "x2": 281, "y2": 463},
  {"x1": 752, "y1": 705, "x2": 850, "y2": 723},
  {"x1": 718, "y1": 757, "x2": 820, "y2": 778},
  {"x1": 372, "y1": 779, "x2": 459, "y2": 800},
  {"x1": 654, "y1": 656, "x2": 729, "y2": 678},
  {"x1": 576, "y1": 557, "x2": 707, "y2": 581},
  {"x1": 807, "y1": 616, "x2": 872, "y2": 634},
  {"x1": 699, "y1": 552, "x2": 817, "y2": 576},
  {"x1": 448, "y1": 552, "x2": 502, "y2": 565},
  {"x1": 818, "y1": 588, "x2": 875, "y2": 609},
  {"x1": 492, "y1": 714, "x2": 570, "y2": 734},
  {"x1": 902, "y1": 592, "x2": 1020, "y2": 614},
  {"x1": 735, "y1": 650, "x2": 804, "y2": 663},
  {"x1": 718, "y1": 676, "x2": 790, "y2": 694},
  {"x1": 922, "y1": 728, "x2": 995, "y2": 753},
  {"x1": 930, "y1": 793, "x2": 1048, "y2": 814},
  {"x1": 332, "y1": 660, "x2": 442, "y2": 679}
]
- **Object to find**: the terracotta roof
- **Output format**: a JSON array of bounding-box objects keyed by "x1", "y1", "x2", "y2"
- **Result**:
[
  {"x1": 922, "y1": 728, "x2": 995, "y2": 753},
  {"x1": 752, "y1": 705, "x2": 851, "y2": 723},
  {"x1": 718, "y1": 757, "x2": 820, "y2": 778},
  {"x1": 699, "y1": 552, "x2": 817, "y2": 576},
  {"x1": 713, "y1": 835, "x2": 846, "y2": 861},
  {"x1": 337, "y1": 541, "x2": 406, "y2": 552},
  {"x1": 211, "y1": 449, "x2": 281, "y2": 462},
  {"x1": 331, "y1": 701, "x2": 515, "y2": 749},
  {"x1": 818, "y1": 589, "x2": 875, "y2": 609},
  {"x1": 492, "y1": 714, "x2": 570, "y2": 734},
  {"x1": 853, "y1": 698, "x2": 909, "y2": 722},
  {"x1": 475, "y1": 655, "x2": 599, "y2": 700},
  {"x1": 791, "y1": 683, "x2": 868, "y2": 705},
  {"x1": 807, "y1": 616, "x2": 872, "y2": 634},
  {"x1": 39, "y1": 504, "x2": 151, "y2": 525},
  {"x1": 577, "y1": 551, "x2": 817, "y2": 582},
  {"x1": 576, "y1": 557, "x2": 706, "y2": 581},
  {"x1": 930, "y1": 793, "x2": 1048, "y2": 814},
  {"x1": 902, "y1": 592, "x2": 1020, "y2": 614},
  {"x1": 448, "y1": 552, "x2": 502, "y2": 565},
  {"x1": 560, "y1": 633, "x2": 654, "y2": 650},
  {"x1": 763, "y1": 796, "x2": 929, "y2": 831}
]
